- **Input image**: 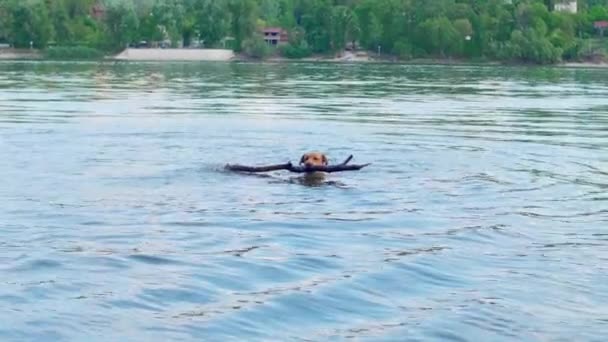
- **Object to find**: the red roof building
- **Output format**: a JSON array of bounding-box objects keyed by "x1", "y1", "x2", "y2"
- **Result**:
[
  {"x1": 594, "y1": 21, "x2": 608, "y2": 29},
  {"x1": 262, "y1": 28, "x2": 288, "y2": 46},
  {"x1": 595, "y1": 21, "x2": 608, "y2": 36}
]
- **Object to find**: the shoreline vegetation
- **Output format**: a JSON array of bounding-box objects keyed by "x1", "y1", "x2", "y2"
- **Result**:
[
  {"x1": 2, "y1": 46, "x2": 608, "y2": 69},
  {"x1": 2, "y1": 1, "x2": 608, "y2": 66}
]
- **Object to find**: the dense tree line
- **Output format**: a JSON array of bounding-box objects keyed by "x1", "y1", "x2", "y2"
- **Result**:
[{"x1": 1, "y1": 0, "x2": 608, "y2": 63}]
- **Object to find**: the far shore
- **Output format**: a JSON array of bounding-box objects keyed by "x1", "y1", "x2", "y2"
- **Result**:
[{"x1": 2, "y1": 47, "x2": 608, "y2": 69}]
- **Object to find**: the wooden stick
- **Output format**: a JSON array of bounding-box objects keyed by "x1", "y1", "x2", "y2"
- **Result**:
[
  {"x1": 340, "y1": 155, "x2": 354, "y2": 165},
  {"x1": 225, "y1": 162, "x2": 294, "y2": 173},
  {"x1": 225, "y1": 155, "x2": 370, "y2": 173}
]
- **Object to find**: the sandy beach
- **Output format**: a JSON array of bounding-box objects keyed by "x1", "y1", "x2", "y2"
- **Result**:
[
  {"x1": 0, "y1": 49, "x2": 42, "y2": 60},
  {"x1": 113, "y1": 48, "x2": 235, "y2": 61}
]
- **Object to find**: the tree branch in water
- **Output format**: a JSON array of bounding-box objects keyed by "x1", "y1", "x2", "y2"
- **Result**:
[{"x1": 225, "y1": 155, "x2": 370, "y2": 173}]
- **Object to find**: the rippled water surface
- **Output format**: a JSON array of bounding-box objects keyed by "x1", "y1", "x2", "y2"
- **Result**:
[{"x1": 1, "y1": 61, "x2": 608, "y2": 341}]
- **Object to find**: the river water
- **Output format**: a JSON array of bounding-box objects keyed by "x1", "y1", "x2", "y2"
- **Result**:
[{"x1": 1, "y1": 61, "x2": 607, "y2": 341}]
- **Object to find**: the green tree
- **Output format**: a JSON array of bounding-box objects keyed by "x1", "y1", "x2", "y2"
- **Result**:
[
  {"x1": 228, "y1": 0, "x2": 257, "y2": 52},
  {"x1": 151, "y1": 0, "x2": 185, "y2": 47},
  {"x1": 48, "y1": 0, "x2": 73, "y2": 44},
  {"x1": 62, "y1": 0, "x2": 96, "y2": 19},
  {"x1": 354, "y1": 0, "x2": 381, "y2": 50},
  {"x1": 243, "y1": 34, "x2": 271, "y2": 59},
  {"x1": 7, "y1": 0, "x2": 53, "y2": 48},
  {"x1": 104, "y1": 0, "x2": 139, "y2": 50},
  {"x1": 301, "y1": 0, "x2": 332, "y2": 53},
  {"x1": 376, "y1": 0, "x2": 401, "y2": 53},
  {"x1": 276, "y1": 0, "x2": 296, "y2": 28},
  {"x1": 587, "y1": 4, "x2": 608, "y2": 21},
  {"x1": 416, "y1": 17, "x2": 462, "y2": 57},
  {"x1": 503, "y1": 27, "x2": 562, "y2": 64},
  {"x1": 0, "y1": 0, "x2": 13, "y2": 42},
  {"x1": 331, "y1": 5, "x2": 356, "y2": 52},
  {"x1": 194, "y1": 0, "x2": 230, "y2": 47},
  {"x1": 258, "y1": 0, "x2": 280, "y2": 25}
]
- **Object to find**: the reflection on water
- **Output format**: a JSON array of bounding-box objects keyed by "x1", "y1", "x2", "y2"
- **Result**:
[{"x1": 1, "y1": 61, "x2": 608, "y2": 341}]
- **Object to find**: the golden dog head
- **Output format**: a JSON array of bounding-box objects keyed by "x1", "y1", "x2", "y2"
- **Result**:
[{"x1": 299, "y1": 152, "x2": 328, "y2": 168}]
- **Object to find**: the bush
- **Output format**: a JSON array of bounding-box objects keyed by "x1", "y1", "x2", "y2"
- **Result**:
[
  {"x1": 243, "y1": 36, "x2": 272, "y2": 59},
  {"x1": 393, "y1": 41, "x2": 413, "y2": 60},
  {"x1": 561, "y1": 38, "x2": 584, "y2": 61},
  {"x1": 45, "y1": 46, "x2": 104, "y2": 60},
  {"x1": 279, "y1": 42, "x2": 312, "y2": 59},
  {"x1": 499, "y1": 29, "x2": 562, "y2": 64}
]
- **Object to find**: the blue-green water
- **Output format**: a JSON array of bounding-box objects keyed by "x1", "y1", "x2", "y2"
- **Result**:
[{"x1": 1, "y1": 61, "x2": 607, "y2": 341}]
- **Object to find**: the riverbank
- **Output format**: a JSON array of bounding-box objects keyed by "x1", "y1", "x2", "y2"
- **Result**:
[
  {"x1": 110, "y1": 48, "x2": 368, "y2": 63},
  {"x1": 2, "y1": 47, "x2": 608, "y2": 69},
  {"x1": 232, "y1": 50, "x2": 608, "y2": 68},
  {"x1": 110, "y1": 47, "x2": 608, "y2": 67}
]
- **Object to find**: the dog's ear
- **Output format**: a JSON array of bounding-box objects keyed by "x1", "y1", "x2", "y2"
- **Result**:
[
  {"x1": 299, "y1": 154, "x2": 307, "y2": 165},
  {"x1": 322, "y1": 155, "x2": 328, "y2": 165}
]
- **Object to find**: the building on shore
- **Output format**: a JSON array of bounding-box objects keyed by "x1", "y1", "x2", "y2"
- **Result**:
[
  {"x1": 262, "y1": 28, "x2": 288, "y2": 46},
  {"x1": 595, "y1": 21, "x2": 608, "y2": 36},
  {"x1": 554, "y1": 0, "x2": 577, "y2": 13}
]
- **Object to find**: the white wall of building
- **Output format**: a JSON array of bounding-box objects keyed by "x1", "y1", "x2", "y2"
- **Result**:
[{"x1": 554, "y1": 1, "x2": 577, "y2": 13}]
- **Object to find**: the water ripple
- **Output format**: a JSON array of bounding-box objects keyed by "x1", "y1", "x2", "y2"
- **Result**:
[{"x1": 1, "y1": 61, "x2": 608, "y2": 341}]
